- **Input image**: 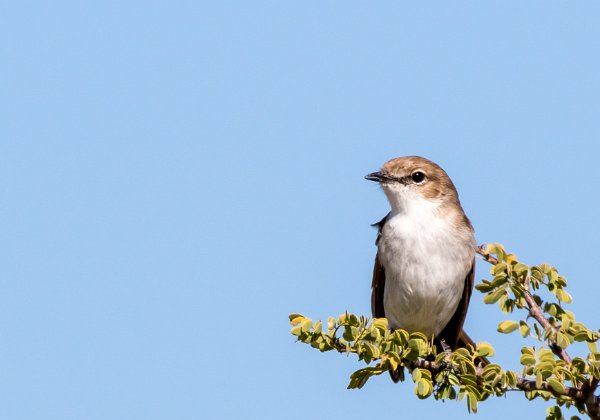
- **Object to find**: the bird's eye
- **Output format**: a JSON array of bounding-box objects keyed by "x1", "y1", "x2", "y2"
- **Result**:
[{"x1": 411, "y1": 171, "x2": 425, "y2": 183}]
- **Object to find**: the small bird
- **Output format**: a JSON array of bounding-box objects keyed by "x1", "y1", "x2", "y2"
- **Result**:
[{"x1": 366, "y1": 156, "x2": 478, "y2": 381}]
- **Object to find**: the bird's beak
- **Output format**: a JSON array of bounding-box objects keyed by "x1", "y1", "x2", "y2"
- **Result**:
[{"x1": 365, "y1": 171, "x2": 392, "y2": 183}]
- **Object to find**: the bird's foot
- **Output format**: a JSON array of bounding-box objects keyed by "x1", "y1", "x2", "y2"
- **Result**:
[{"x1": 439, "y1": 338, "x2": 452, "y2": 361}]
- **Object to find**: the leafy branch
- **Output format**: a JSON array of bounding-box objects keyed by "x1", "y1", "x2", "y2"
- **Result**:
[{"x1": 290, "y1": 244, "x2": 600, "y2": 419}]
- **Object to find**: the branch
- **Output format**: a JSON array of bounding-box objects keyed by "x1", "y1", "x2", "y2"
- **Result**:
[
  {"x1": 476, "y1": 245, "x2": 498, "y2": 264},
  {"x1": 291, "y1": 244, "x2": 600, "y2": 418},
  {"x1": 476, "y1": 245, "x2": 572, "y2": 365},
  {"x1": 408, "y1": 356, "x2": 600, "y2": 418},
  {"x1": 522, "y1": 285, "x2": 573, "y2": 364}
]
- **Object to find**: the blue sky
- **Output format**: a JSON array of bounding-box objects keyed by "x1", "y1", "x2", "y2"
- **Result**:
[{"x1": 2, "y1": 2, "x2": 600, "y2": 419}]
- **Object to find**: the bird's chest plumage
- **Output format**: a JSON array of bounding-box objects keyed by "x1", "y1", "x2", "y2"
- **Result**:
[{"x1": 378, "y1": 210, "x2": 472, "y2": 337}]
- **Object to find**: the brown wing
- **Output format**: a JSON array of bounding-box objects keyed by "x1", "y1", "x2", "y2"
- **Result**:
[
  {"x1": 438, "y1": 257, "x2": 475, "y2": 349},
  {"x1": 371, "y1": 252, "x2": 386, "y2": 318},
  {"x1": 370, "y1": 214, "x2": 404, "y2": 382},
  {"x1": 370, "y1": 213, "x2": 389, "y2": 319}
]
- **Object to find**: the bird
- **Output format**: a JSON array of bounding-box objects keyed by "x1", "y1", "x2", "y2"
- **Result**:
[{"x1": 365, "y1": 156, "x2": 478, "y2": 382}]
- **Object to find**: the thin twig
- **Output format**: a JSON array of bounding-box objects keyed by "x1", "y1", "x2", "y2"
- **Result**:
[
  {"x1": 476, "y1": 245, "x2": 572, "y2": 364},
  {"x1": 522, "y1": 287, "x2": 572, "y2": 364},
  {"x1": 475, "y1": 245, "x2": 498, "y2": 264}
]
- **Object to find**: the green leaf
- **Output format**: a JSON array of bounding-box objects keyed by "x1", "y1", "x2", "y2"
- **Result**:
[
  {"x1": 546, "y1": 405, "x2": 562, "y2": 420},
  {"x1": 476, "y1": 342, "x2": 495, "y2": 357},
  {"x1": 342, "y1": 326, "x2": 358, "y2": 341},
  {"x1": 536, "y1": 372, "x2": 543, "y2": 389},
  {"x1": 484, "y1": 287, "x2": 506, "y2": 304},
  {"x1": 547, "y1": 378, "x2": 565, "y2": 394},
  {"x1": 475, "y1": 281, "x2": 494, "y2": 293},
  {"x1": 347, "y1": 365, "x2": 388, "y2": 389},
  {"x1": 487, "y1": 243, "x2": 506, "y2": 262},
  {"x1": 497, "y1": 320, "x2": 519, "y2": 334},
  {"x1": 415, "y1": 378, "x2": 433, "y2": 399},
  {"x1": 556, "y1": 332, "x2": 570, "y2": 349},
  {"x1": 506, "y1": 371, "x2": 518, "y2": 387},
  {"x1": 555, "y1": 289, "x2": 573, "y2": 304},
  {"x1": 289, "y1": 314, "x2": 305, "y2": 325},
  {"x1": 327, "y1": 316, "x2": 336, "y2": 331},
  {"x1": 519, "y1": 321, "x2": 531, "y2": 337},
  {"x1": 368, "y1": 326, "x2": 381, "y2": 341},
  {"x1": 546, "y1": 303, "x2": 559, "y2": 317},
  {"x1": 547, "y1": 269, "x2": 559, "y2": 284},
  {"x1": 512, "y1": 262, "x2": 529, "y2": 276},
  {"x1": 539, "y1": 263, "x2": 551, "y2": 275},
  {"x1": 491, "y1": 262, "x2": 508, "y2": 276},
  {"x1": 531, "y1": 266, "x2": 544, "y2": 281},
  {"x1": 466, "y1": 392, "x2": 478, "y2": 413},
  {"x1": 364, "y1": 342, "x2": 380, "y2": 359},
  {"x1": 520, "y1": 353, "x2": 536, "y2": 366},
  {"x1": 301, "y1": 318, "x2": 313, "y2": 333},
  {"x1": 372, "y1": 317, "x2": 388, "y2": 332}
]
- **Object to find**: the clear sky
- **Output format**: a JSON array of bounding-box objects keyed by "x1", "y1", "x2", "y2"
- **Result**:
[{"x1": 2, "y1": 2, "x2": 600, "y2": 419}]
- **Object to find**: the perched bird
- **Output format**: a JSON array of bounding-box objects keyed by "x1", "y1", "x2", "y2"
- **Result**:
[{"x1": 366, "y1": 156, "x2": 478, "y2": 381}]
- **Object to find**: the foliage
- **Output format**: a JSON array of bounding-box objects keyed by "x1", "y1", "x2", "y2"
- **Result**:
[{"x1": 290, "y1": 244, "x2": 600, "y2": 419}]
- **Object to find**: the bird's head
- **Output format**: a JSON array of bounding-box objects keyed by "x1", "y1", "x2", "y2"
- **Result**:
[{"x1": 365, "y1": 156, "x2": 461, "y2": 216}]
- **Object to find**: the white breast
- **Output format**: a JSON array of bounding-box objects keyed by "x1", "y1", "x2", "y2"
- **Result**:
[{"x1": 377, "y1": 196, "x2": 474, "y2": 337}]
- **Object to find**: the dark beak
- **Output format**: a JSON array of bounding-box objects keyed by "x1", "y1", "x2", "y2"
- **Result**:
[{"x1": 365, "y1": 171, "x2": 392, "y2": 183}]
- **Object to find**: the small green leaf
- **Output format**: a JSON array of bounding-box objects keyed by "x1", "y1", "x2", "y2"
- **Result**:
[
  {"x1": 519, "y1": 321, "x2": 531, "y2": 337},
  {"x1": 536, "y1": 372, "x2": 543, "y2": 389},
  {"x1": 415, "y1": 378, "x2": 433, "y2": 399},
  {"x1": 547, "y1": 378, "x2": 565, "y2": 394},
  {"x1": 491, "y1": 262, "x2": 508, "y2": 276},
  {"x1": 476, "y1": 342, "x2": 495, "y2": 357},
  {"x1": 301, "y1": 318, "x2": 313, "y2": 333},
  {"x1": 327, "y1": 316, "x2": 336, "y2": 331},
  {"x1": 546, "y1": 405, "x2": 562, "y2": 420},
  {"x1": 520, "y1": 353, "x2": 536, "y2": 366},
  {"x1": 484, "y1": 287, "x2": 506, "y2": 304},
  {"x1": 555, "y1": 289, "x2": 573, "y2": 304},
  {"x1": 497, "y1": 320, "x2": 519, "y2": 334},
  {"x1": 475, "y1": 281, "x2": 494, "y2": 293},
  {"x1": 372, "y1": 317, "x2": 388, "y2": 332},
  {"x1": 466, "y1": 392, "x2": 478, "y2": 413},
  {"x1": 342, "y1": 326, "x2": 358, "y2": 341},
  {"x1": 365, "y1": 342, "x2": 380, "y2": 359},
  {"x1": 556, "y1": 332, "x2": 570, "y2": 349},
  {"x1": 546, "y1": 303, "x2": 559, "y2": 317},
  {"x1": 531, "y1": 267, "x2": 544, "y2": 281},
  {"x1": 506, "y1": 371, "x2": 518, "y2": 387},
  {"x1": 289, "y1": 314, "x2": 305, "y2": 325}
]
